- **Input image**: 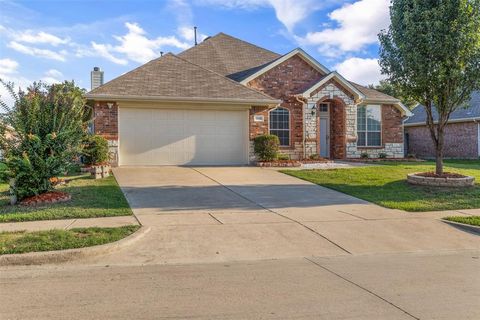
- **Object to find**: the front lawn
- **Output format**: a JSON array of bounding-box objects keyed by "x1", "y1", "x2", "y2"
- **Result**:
[
  {"x1": 282, "y1": 160, "x2": 480, "y2": 212},
  {"x1": 0, "y1": 174, "x2": 133, "y2": 223},
  {"x1": 0, "y1": 225, "x2": 140, "y2": 255},
  {"x1": 443, "y1": 216, "x2": 480, "y2": 227}
]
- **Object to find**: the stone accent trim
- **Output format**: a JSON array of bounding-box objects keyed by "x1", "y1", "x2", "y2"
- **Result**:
[{"x1": 407, "y1": 173, "x2": 475, "y2": 187}]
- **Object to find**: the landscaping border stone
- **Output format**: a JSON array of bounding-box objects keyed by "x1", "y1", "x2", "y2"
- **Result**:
[
  {"x1": 407, "y1": 173, "x2": 475, "y2": 187},
  {"x1": 0, "y1": 226, "x2": 150, "y2": 266}
]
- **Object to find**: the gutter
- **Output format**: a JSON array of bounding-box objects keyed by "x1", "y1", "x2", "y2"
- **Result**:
[
  {"x1": 84, "y1": 94, "x2": 282, "y2": 106},
  {"x1": 404, "y1": 117, "x2": 480, "y2": 127}
]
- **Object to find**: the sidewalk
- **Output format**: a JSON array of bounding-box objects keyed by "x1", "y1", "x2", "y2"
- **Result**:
[{"x1": 0, "y1": 215, "x2": 139, "y2": 233}]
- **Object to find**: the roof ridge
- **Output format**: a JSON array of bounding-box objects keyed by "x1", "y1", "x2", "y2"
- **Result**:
[
  {"x1": 172, "y1": 54, "x2": 278, "y2": 101},
  {"x1": 215, "y1": 32, "x2": 280, "y2": 57}
]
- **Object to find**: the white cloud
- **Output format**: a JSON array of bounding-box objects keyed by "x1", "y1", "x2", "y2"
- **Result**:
[
  {"x1": 334, "y1": 57, "x2": 385, "y2": 85},
  {"x1": 90, "y1": 42, "x2": 128, "y2": 65},
  {"x1": 177, "y1": 26, "x2": 208, "y2": 43},
  {"x1": 42, "y1": 69, "x2": 64, "y2": 84},
  {"x1": 88, "y1": 22, "x2": 190, "y2": 65},
  {"x1": 16, "y1": 31, "x2": 70, "y2": 46},
  {"x1": 0, "y1": 58, "x2": 19, "y2": 75},
  {"x1": 298, "y1": 0, "x2": 390, "y2": 53},
  {"x1": 7, "y1": 41, "x2": 67, "y2": 61},
  {"x1": 196, "y1": 0, "x2": 322, "y2": 31}
]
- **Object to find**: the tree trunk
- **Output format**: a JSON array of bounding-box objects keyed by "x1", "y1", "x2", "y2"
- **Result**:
[{"x1": 435, "y1": 125, "x2": 445, "y2": 175}]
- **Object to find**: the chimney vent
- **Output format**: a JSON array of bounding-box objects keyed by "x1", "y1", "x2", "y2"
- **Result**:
[{"x1": 91, "y1": 67, "x2": 104, "y2": 90}]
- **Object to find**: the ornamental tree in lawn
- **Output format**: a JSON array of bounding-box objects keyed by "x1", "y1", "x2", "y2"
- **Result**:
[
  {"x1": 0, "y1": 80, "x2": 90, "y2": 201},
  {"x1": 379, "y1": 0, "x2": 480, "y2": 174}
]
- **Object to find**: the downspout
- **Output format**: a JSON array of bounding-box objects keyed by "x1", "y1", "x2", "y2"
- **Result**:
[{"x1": 295, "y1": 94, "x2": 308, "y2": 159}]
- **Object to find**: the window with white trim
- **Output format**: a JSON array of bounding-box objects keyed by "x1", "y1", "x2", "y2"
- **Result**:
[
  {"x1": 269, "y1": 107, "x2": 290, "y2": 146},
  {"x1": 357, "y1": 105, "x2": 382, "y2": 147}
]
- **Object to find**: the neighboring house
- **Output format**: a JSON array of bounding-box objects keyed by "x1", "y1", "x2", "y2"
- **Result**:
[
  {"x1": 404, "y1": 91, "x2": 480, "y2": 159},
  {"x1": 85, "y1": 32, "x2": 411, "y2": 166}
]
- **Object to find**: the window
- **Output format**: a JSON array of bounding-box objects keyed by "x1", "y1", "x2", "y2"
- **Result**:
[
  {"x1": 318, "y1": 103, "x2": 329, "y2": 112},
  {"x1": 269, "y1": 107, "x2": 290, "y2": 146},
  {"x1": 357, "y1": 105, "x2": 381, "y2": 147}
]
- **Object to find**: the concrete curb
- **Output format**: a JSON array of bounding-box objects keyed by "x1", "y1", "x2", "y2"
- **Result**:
[
  {"x1": 0, "y1": 225, "x2": 151, "y2": 266},
  {"x1": 442, "y1": 219, "x2": 480, "y2": 236}
]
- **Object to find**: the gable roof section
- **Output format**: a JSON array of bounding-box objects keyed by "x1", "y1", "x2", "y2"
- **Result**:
[
  {"x1": 178, "y1": 32, "x2": 281, "y2": 76},
  {"x1": 404, "y1": 91, "x2": 480, "y2": 126},
  {"x1": 85, "y1": 53, "x2": 280, "y2": 105},
  {"x1": 301, "y1": 73, "x2": 412, "y2": 116},
  {"x1": 238, "y1": 48, "x2": 331, "y2": 85}
]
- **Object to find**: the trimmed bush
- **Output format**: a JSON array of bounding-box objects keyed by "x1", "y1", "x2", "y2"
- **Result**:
[
  {"x1": 82, "y1": 135, "x2": 109, "y2": 165},
  {"x1": 0, "y1": 80, "x2": 89, "y2": 201},
  {"x1": 253, "y1": 134, "x2": 279, "y2": 161},
  {"x1": 379, "y1": 152, "x2": 387, "y2": 159},
  {"x1": 277, "y1": 153, "x2": 290, "y2": 160},
  {"x1": 360, "y1": 152, "x2": 369, "y2": 159}
]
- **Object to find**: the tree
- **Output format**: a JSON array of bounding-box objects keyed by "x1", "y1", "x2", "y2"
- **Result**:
[
  {"x1": 368, "y1": 80, "x2": 417, "y2": 109},
  {"x1": 0, "y1": 80, "x2": 90, "y2": 201},
  {"x1": 379, "y1": 0, "x2": 480, "y2": 174}
]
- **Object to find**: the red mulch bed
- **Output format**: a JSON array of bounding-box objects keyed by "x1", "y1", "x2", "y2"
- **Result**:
[
  {"x1": 20, "y1": 191, "x2": 72, "y2": 206},
  {"x1": 415, "y1": 172, "x2": 467, "y2": 179}
]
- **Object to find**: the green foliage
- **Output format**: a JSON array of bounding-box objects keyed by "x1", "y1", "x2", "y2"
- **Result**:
[
  {"x1": 277, "y1": 153, "x2": 290, "y2": 160},
  {"x1": 379, "y1": 0, "x2": 480, "y2": 174},
  {"x1": 0, "y1": 80, "x2": 90, "y2": 200},
  {"x1": 368, "y1": 80, "x2": 417, "y2": 109},
  {"x1": 82, "y1": 134, "x2": 109, "y2": 165},
  {"x1": 444, "y1": 216, "x2": 480, "y2": 227},
  {"x1": 379, "y1": 152, "x2": 388, "y2": 159},
  {"x1": 360, "y1": 152, "x2": 369, "y2": 159},
  {"x1": 309, "y1": 154, "x2": 321, "y2": 160},
  {"x1": 0, "y1": 225, "x2": 140, "y2": 255},
  {"x1": 253, "y1": 134, "x2": 280, "y2": 161},
  {"x1": 282, "y1": 160, "x2": 480, "y2": 212}
]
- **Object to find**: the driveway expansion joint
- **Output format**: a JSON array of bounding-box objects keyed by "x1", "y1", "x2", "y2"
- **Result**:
[
  {"x1": 64, "y1": 219, "x2": 77, "y2": 230},
  {"x1": 304, "y1": 257, "x2": 421, "y2": 320},
  {"x1": 191, "y1": 167, "x2": 352, "y2": 255},
  {"x1": 208, "y1": 213, "x2": 224, "y2": 225}
]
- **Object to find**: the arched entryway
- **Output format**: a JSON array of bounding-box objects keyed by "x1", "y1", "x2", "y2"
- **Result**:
[{"x1": 316, "y1": 97, "x2": 346, "y2": 159}]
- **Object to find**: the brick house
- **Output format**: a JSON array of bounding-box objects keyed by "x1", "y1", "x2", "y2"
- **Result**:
[
  {"x1": 404, "y1": 91, "x2": 480, "y2": 159},
  {"x1": 85, "y1": 33, "x2": 411, "y2": 166}
]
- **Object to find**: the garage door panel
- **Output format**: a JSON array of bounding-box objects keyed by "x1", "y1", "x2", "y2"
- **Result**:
[{"x1": 119, "y1": 108, "x2": 247, "y2": 165}]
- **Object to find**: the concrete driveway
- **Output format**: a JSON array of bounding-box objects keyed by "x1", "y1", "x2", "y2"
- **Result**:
[{"x1": 85, "y1": 166, "x2": 480, "y2": 265}]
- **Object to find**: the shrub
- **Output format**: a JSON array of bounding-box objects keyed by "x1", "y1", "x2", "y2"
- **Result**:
[
  {"x1": 309, "y1": 154, "x2": 320, "y2": 160},
  {"x1": 253, "y1": 134, "x2": 279, "y2": 161},
  {"x1": 0, "y1": 80, "x2": 89, "y2": 201},
  {"x1": 360, "y1": 152, "x2": 369, "y2": 159},
  {"x1": 277, "y1": 153, "x2": 290, "y2": 160},
  {"x1": 378, "y1": 152, "x2": 387, "y2": 159},
  {"x1": 82, "y1": 135, "x2": 109, "y2": 165}
]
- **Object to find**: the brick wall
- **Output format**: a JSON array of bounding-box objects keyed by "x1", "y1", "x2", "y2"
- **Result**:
[
  {"x1": 93, "y1": 101, "x2": 119, "y2": 165},
  {"x1": 246, "y1": 54, "x2": 325, "y2": 159},
  {"x1": 382, "y1": 104, "x2": 403, "y2": 144},
  {"x1": 406, "y1": 122, "x2": 479, "y2": 159}
]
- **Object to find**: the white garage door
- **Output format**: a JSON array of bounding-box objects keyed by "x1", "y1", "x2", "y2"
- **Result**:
[{"x1": 119, "y1": 107, "x2": 248, "y2": 165}]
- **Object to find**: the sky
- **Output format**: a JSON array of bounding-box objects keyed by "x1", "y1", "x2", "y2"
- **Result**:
[{"x1": 0, "y1": 0, "x2": 392, "y2": 103}]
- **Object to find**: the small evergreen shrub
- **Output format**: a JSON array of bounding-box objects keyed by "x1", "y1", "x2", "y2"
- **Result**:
[
  {"x1": 309, "y1": 154, "x2": 320, "y2": 160},
  {"x1": 82, "y1": 135, "x2": 109, "y2": 165},
  {"x1": 277, "y1": 153, "x2": 290, "y2": 160},
  {"x1": 253, "y1": 134, "x2": 279, "y2": 161},
  {"x1": 378, "y1": 152, "x2": 387, "y2": 159},
  {"x1": 360, "y1": 152, "x2": 369, "y2": 159}
]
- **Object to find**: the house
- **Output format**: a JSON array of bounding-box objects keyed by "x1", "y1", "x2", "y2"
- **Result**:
[
  {"x1": 404, "y1": 91, "x2": 480, "y2": 159},
  {"x1": 85, "y1": 32, "x2": 411, "y2": 166}
]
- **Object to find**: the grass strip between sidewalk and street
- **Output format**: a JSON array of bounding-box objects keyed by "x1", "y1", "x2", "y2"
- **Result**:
[
  {"x1": 443, "y1": 216, "x2": 480, "y2": 227},
  {"x1": 0, "y1": 225, "x2": 140, "y2": 255}
]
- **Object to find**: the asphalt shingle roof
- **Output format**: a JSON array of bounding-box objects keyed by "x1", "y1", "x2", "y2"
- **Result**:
[
  {"x1": 178, "y1": 32, "x2": 281, "y2": 76},
  {"x1": 350, "y1": 82, "x2": 400, "y2": 102},
  {"x1": 404, "y1": 91, "x2": 480, "y2": 125},
  {"x1": 87, "y1": 53, "x2": 278, "y2": 102}
]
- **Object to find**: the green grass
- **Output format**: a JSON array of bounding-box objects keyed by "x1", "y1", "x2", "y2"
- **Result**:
[
  {"x1": 282, "y1": 160, "x2": 480, "y2": 212},
  {"x1": 443, "y1": 216, "x2": 480, "y2": 226},
  {"x1": 0, "y1": 225, "x2": 140, "y2": 255},
  {"x1": 0, "y1": 174, "x2": 133, "y2": 223}
]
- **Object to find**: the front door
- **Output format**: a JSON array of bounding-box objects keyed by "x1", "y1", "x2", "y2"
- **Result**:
[
  {"x1": 319, "y1": 117, "x2": 329, "y2": 158},
  {"x1": 318, "y1": 103, "x2": 330, "y2": 158}
]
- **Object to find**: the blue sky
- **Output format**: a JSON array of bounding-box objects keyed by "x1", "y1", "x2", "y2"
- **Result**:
[{"x1": 0, "y1": 0, "x2": 391, "y2": 98}]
